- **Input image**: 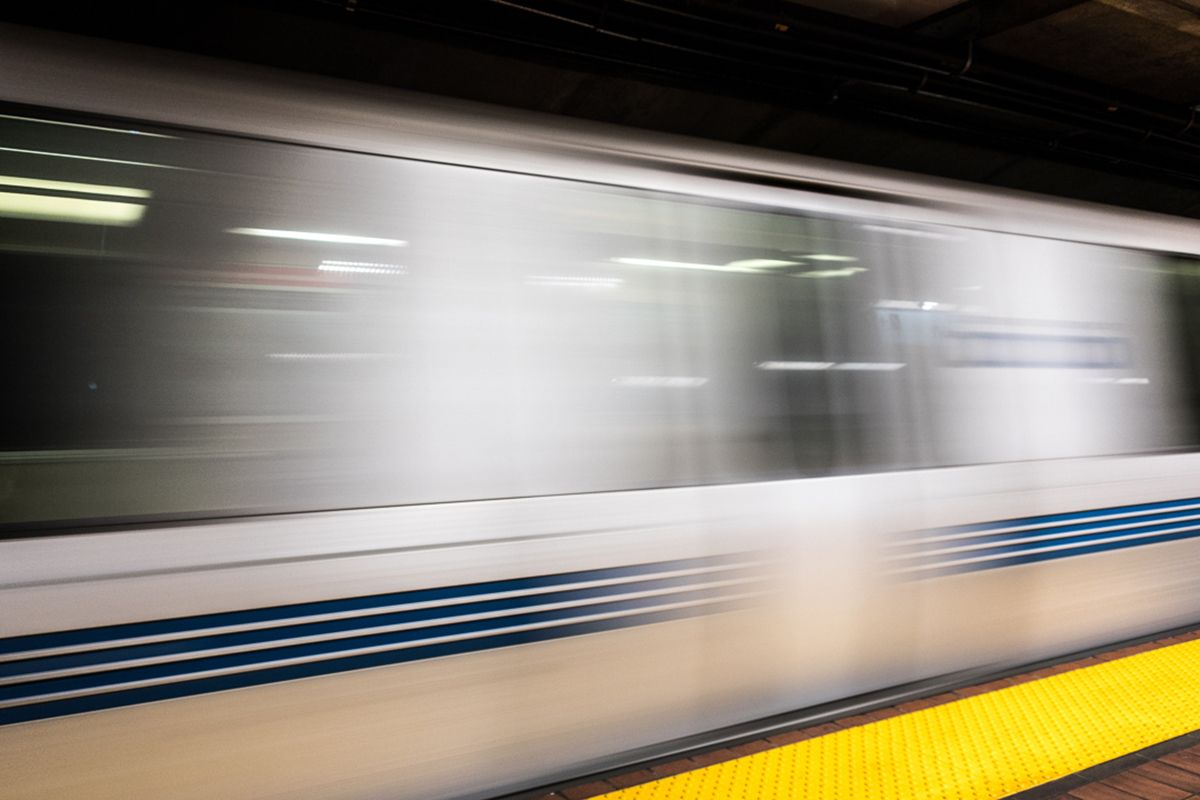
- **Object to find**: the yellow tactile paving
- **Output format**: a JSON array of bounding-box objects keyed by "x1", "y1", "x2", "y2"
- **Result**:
[{"x1": 598, "y1": 638, "x2": 1200, "y2": 799}]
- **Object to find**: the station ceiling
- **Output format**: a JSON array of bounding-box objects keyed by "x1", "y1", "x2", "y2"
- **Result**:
[
  {"x1": 796, "y1": 0, "x2": 1200, "y2": 106},
  {"x1": 4, "y1": 1, "x2": 1200, "y2": 218}
]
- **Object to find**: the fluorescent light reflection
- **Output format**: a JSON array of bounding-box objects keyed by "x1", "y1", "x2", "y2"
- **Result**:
[
  {"x1": 0, "y1": 175, "x2": 150, "y2": 198},
  {"x1": 861, "y1": 224, "x2": 957, "y2": 240},
  {"x1": 229, "y1": 228, "x2": 406, "y2": 246},
  {"x1": 613, "y1": 257, "x2": 758, "y2": 273},
  {"x1": 319, "y1": 260, "x2": 406, "y2": 275},
  {"x1": 875, "y1": 299, "x2": 953, "y2": 311},
  {"x1": 527, "y1": 275, "x2": 623, "y2": 288},
  {"x1": 795, "y1": 267, "x2": 867, "y2": 278},
  {"x1": 724, "y1": 259, "x2": 801, "y2": 269},
  {"x1": 833, "y1": 362, "x2": 906, "y2": 371},
  {"x1": 757, "y1": 361, "x2": 834, "y2": 371},
  {"x1": 0, "y1": 192, "x2": 145, "y2": 225},
  {"x1": 612, "y1": 376, "x2": 708, "y2": 388},
  {"x1": 1086, "y1": 377, "x2": 1150, "y2": 385},
  {"x1": 614, "y1": 260, "x2": 868, "y2": 281},
  {"x1": 801, "y1": 254, "x2": 857, "y2": 262}
]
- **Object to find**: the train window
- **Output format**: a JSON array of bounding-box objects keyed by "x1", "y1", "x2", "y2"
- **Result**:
[
  {"x1": 17, "y1": 104, "x2": 1160, "y2": 531},
  {"x1": 0, "y1": 109, "x2": 441, "y2": 526}
]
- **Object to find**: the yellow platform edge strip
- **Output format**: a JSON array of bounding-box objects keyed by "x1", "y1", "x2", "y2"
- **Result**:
[{"x1": 599, "y1": 638, "x2": 1200, "y2": 800}]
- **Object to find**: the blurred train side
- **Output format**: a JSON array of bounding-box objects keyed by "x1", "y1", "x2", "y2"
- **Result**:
[{"x1": 3, "y1": 24, "x2": 1200, "y2": 800}]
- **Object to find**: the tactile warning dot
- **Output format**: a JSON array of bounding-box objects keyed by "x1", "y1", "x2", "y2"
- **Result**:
[{"x1": 596, "y1": 638, "x2": 1200, "y2": 799}]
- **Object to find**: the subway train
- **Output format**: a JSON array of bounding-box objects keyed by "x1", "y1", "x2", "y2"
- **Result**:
[{"x1": 3, "y1": 22, "x2": 1200, "y2": 800}]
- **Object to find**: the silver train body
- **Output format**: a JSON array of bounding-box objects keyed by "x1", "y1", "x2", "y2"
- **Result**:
[{"x1": 3, "y1": 24, "x2": 1200, "y2": 800}]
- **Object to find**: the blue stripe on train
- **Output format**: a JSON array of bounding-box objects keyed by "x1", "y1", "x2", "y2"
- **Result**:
[
  {"x1": 0, "y1": 598, "x2": 750, "y2": 726},
  {"x1": 0, "y1": 568, "x2": 759, "y2": 680},
  {"x1": 897, "y1": 513, "x2": 1200, "y2": 563},
  {"x1": 892, "y1": 505, "x2": 1200, "y2": 554},
  {"x1": 925, "y1": 496, "x2": 1200, "y2": 539},
  {"x1": 0, "y1": 585, "x2": 740, "y2": 703},
  {"x1": 893, "y1": 496, "x2": 1200, "y2": 576},
  {"x1": 0, "y1": 553, "x2": 743, "y2": 657},
  {"x1": 7, "y1": 495, "x2": 1199, "y2": 724},
  {"x1": 915, "y1": 524, "x2": 1200, "y2": 578}
]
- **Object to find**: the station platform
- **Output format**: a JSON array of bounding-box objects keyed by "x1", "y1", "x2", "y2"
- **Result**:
[{"x1": 516, "y1": 625, "x2": 1200, "y2": 800}]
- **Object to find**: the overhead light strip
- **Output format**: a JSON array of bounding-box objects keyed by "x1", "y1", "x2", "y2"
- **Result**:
[
  {"x1": 318, "y1": 260, "x2": 406, "y2": 274},
  {"x1": 0, "y1": 175, "x2": 150, "y2": 199},
  {"x1": 229, "y1": 228, "x2": 406, "y2": 246},
  {"x1": 0, "y1": 192, "x2": 146, "y2": 225},
  {"x1": 802, "y1": 254, "x2": 858, "y2": 262},
  {"x1": 612, "y1": 257, "x2": 759, "y2": 273}
]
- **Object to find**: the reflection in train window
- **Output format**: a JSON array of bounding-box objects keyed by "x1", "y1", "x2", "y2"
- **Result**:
[{"x1": 0, "y1": 105, "x2": 1189, "y2": 531}]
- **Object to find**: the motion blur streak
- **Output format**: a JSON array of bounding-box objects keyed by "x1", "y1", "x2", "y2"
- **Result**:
[
  {"x1": 2, "y1": 25, "x2": 1200, "y2": 800},
  {"x1": 0, "y1": 191, "x2": 145, "y2": 225}
]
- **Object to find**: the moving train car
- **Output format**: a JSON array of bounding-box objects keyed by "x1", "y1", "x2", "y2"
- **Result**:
[{"x1": 3, "y1": 22, "x2": 1200, "y2": 800}]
